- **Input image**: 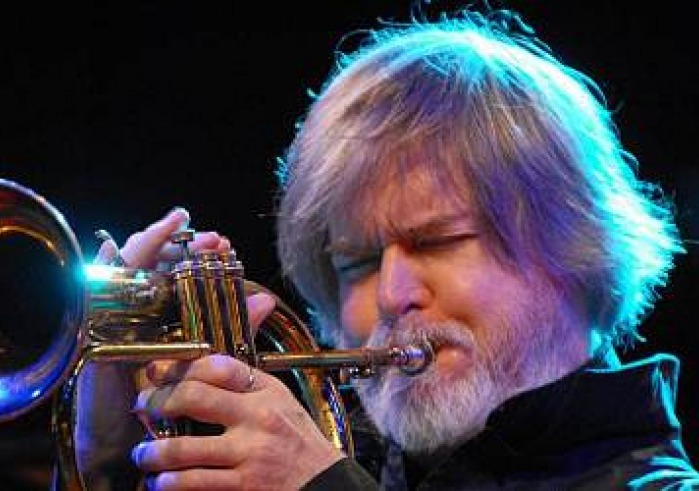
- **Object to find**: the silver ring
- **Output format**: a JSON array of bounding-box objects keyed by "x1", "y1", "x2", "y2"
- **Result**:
[{"x1": 245, "y1": 367, "x2": 256, "y2": 391}]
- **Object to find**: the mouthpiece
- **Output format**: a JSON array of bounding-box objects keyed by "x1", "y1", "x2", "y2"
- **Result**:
[{"x1": 392, "y1": 341, "x2": 435, "y2": 375}]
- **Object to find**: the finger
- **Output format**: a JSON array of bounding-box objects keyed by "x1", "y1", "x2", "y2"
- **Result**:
[
  {"x1": 120, "y1": 207, "x2": 190, "y2": 269},
  {"x1": 146, "y1": 354, "x2": 271, "y2": 393},
  {"x1": 134, "y1": 380, "x2": 242, "y2": 426},
  {"x1": 131, "y1": 435, "x2": 240, "y2": 473},
  {"x1": 143, "y1": 468, "x2": 245, "y2": 491},
  {"x1": 134, "y1": 373, "x2": 275, "y2": 429},
  {"x1": 247, "y1": 292, "x2": 276, "y2": 335}
]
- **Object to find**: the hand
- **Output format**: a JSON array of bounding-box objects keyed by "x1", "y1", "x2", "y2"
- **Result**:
[
  {"x1": 95, "y1": 207, "x2": 230, "y2": 269},
  {"x1": 129, "y1": 293, "x2": 345, "y2": 491},
  {"x1": 75, "y1": 207, "x2": 233, "y2": 489}
]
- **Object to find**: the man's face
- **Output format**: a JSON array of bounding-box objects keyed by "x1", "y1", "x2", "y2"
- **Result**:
[{"x1": 327, "y1": 168, "x2": 587, "y2": 454}]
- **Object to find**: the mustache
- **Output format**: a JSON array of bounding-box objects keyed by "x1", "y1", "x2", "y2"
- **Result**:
[{"x1": 367, "y1": 315, "x2": 477, "y2": 355}]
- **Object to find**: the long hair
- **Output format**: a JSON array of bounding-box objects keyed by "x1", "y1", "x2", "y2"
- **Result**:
[{"x1": 276, "y1": 8, "x2": 684, "y2": 346}]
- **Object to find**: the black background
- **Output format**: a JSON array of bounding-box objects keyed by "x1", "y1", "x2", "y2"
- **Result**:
[{"x1": 0, "y1": 0, "x2": 696, "y2": 486}]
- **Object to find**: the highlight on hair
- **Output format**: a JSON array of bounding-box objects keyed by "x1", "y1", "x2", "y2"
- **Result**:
[{"x1": 275, "y1": 7, "x2": 684, "y2": 347}]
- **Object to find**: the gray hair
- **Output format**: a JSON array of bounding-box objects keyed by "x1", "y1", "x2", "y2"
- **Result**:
[{"x1": 276, "y1": 9, "x2": 684, "y2": 346}]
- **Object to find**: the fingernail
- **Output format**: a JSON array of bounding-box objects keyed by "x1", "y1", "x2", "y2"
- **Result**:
[
  {"x1": 131, "y1": 442, "x2": 146, "y2": 466},
  {"x1": 145, "y1": 474, "x2": 156, "y2": 490},
  {"x1": 168, "y1": 206, "x2": 190, "y2": 223}
]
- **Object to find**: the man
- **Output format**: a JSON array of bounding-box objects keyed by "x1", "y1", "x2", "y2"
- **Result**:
[{"x1": 122, "y1": 6, "x2": 697, "y2": 490}]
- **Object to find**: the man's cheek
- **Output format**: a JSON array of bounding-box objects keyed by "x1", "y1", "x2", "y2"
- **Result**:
[{"x1": 339, "y1": 293, "x2": 378, "y2": 345}]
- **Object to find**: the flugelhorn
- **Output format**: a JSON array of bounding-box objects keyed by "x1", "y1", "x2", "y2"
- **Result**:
[{"x1": 0, "y1": 178, "x2": 433, "y2": 490}]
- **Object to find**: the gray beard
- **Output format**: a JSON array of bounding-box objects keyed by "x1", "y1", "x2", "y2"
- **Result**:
[
  {"x1": 351, "y1": 298, "x2": 577, "y2": 455},
  {"x1": 353, "y1": 318, "x2": 504, "y2": 455}
]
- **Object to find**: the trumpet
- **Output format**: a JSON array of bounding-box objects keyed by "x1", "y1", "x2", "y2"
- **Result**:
[{"x1": 0, "y1": 178, "x2": 433, "y2": 490}]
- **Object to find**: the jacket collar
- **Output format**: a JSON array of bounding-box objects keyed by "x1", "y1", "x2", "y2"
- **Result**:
[{"x1": 425, "y1": 352, "x2": 683, "y2": 474}]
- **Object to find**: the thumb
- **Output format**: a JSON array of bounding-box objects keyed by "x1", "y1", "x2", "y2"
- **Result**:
[{"x1": 246, "y1": 292, "x2": 277, "y2": 336}]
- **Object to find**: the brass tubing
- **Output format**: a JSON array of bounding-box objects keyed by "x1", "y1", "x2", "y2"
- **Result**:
[
  {"x1": 257, "y1": 344, "x2": 432, "y2": 374},
  {"x1": 82, "y1": 342, "x2": 433, "y2": 374},
  {"x1": 84, "y1": 342, "x2": 212, "y2": 362}
]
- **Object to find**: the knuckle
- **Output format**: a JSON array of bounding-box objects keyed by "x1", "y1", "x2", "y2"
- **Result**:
[{"x1": 256, "y1": 406, "x2": 285, "y2": 433}]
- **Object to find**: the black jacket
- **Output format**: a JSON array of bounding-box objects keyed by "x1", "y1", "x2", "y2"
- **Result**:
[{"x1": 304, "y1": 353, "x2": 698, "y2": 490}]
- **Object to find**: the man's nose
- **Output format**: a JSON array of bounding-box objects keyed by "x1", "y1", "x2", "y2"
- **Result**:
[{"x1": 377, "y1": 244, "x2": 431, "y2": 319}]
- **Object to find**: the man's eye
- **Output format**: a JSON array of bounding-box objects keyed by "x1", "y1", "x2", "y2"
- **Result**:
[
  {"x1": 334, "y1": 255, "x2": 380, "y2": 280},
  {"x1": 412, "y1": 233, "x2": 477, "y2": 250}
]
